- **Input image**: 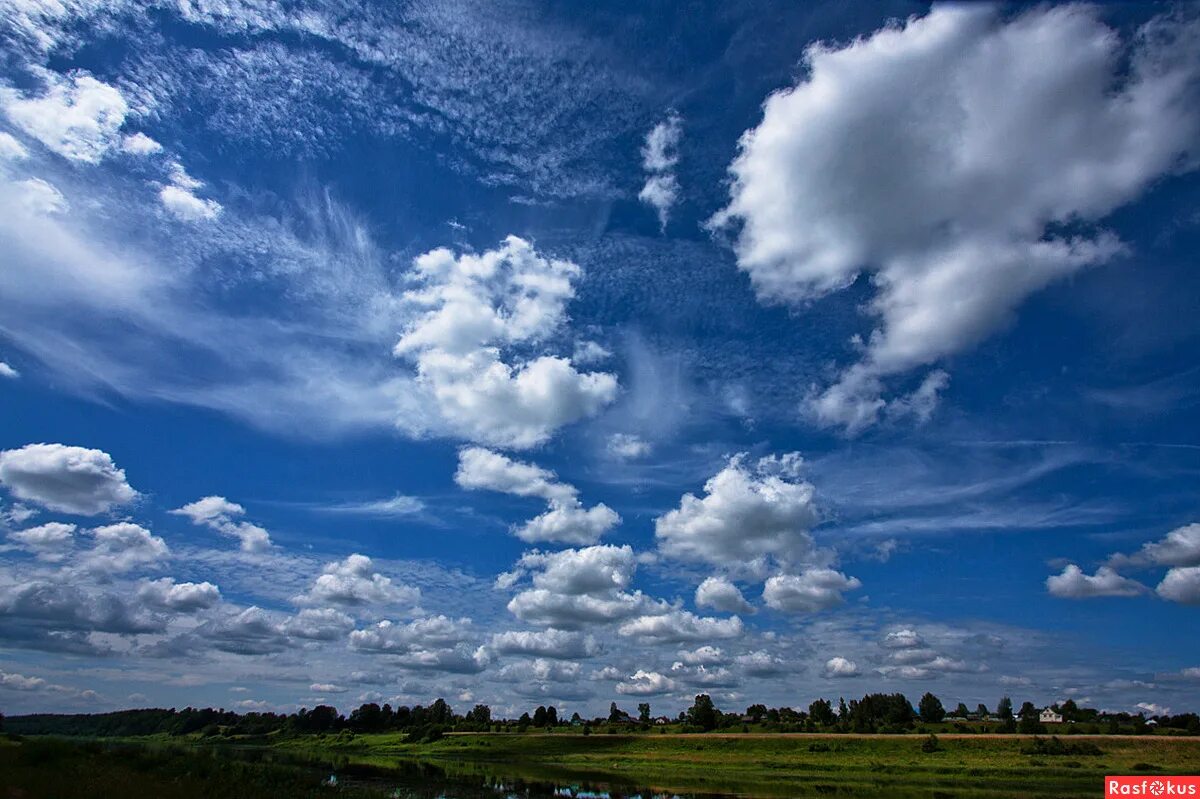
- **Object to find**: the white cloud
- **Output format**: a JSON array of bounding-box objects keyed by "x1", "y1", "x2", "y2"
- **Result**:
[
  {"x1": 495, "y1": 658, "x2": 581, "y2": 684},
  {"x1": 313, "y1": 494, "x2": 424, "y2": 517},
  {"x1": 655, "y1": 453, "x2": 819, "y2": 570},
  {"x1": 8, "y1": 521, "x2": 76, "y2": 561},
  {"x1": 121, "y1": 132, "x2": 162, "y2": 155},
  {"x1": 0, "y1": 69, "x2": 128, "y2": 163},
  {"x1": 281, "y1": 608, "x2": 356, "y2": 641},
  {"x1": 15, "y1": 178, "x2": 67, "y2": 215},
  {"x1": 159, "y1": 163, "x2": 222, "y2": 222},
  {"x1": 83, "y1": 523, "x2": 168, "y2": 574},
  {"x1": 310, "y1": 682, "x2": 347, "y2": 693},
  {"x1": 695, "y1": 576, "x2": 755, "y2": 615},
  {"x1": 607, "y1": 433, "x2": 650, "y2": 459},
  {"x1": 297, "y1": 553, "x2": 420, "y2": 608},
  {"x1": 504, "y1": 546, "x2": 661, "y2": 629},
  {"x1": 0, "y1": 132, "x2": 29, "y2": 160},
  {"x1": 735, "y1": 650, "x2": 786, "y2": 677},
  {"x1": 0, "y1": 443, "x2": 137, "y2": 515},
  {"x1": 394, "y1": 236, "x2": 618, "y2": 448},
  {"x1": 489, "y1": 628, "x2": 600, "y2": 660},
  {"x1": 0, "y1": 670, "x2": 49, "y2": 691},
  {"x1": 519, "y1": 545, "x2": 636, "y2": 596},
  {"x1": 617, "y1": 609, "x2": 743, "y2": 644},
  {"x1": 456, "y1": 447, "x2": 618, "y2": 545},
  {"x1": 639, "y1": 113, "x2": 682, "y2": 231},
  {"x1": 1157, "y1": 567, "x2": 1200, "y2": 605},
  {"x1": 1113, "y1": 523, "x2": 1200, "y2": 568},
  {"x1": 762, "y1": 569, "x2": 862, "y2": 613},
  {"x1": 823, "y1": 657, "x2": 859, "y2": 678},
  {"x1": 170, "y1": 496, "x2": 271, "y2": 552},
  {"x1": 615, "y1": 669, "x2": 677, "y2": 696},
  {"x1": 712, "y1": 5, "x2": 1200, "y2": 432},
  {"x1": 0, "y1": 362, "x2": 19, "y2": 379},
  {"x1": 350, "y1": 615, "x2": 472, "y2": 653},
  {"x1": 1046, "y1": 564, "x2": 1147, "y2": 599},
  {"x1": 137, "y1": 578, "x2": 221, "y2": 612},
  {"x1": 677, "y1": 645, "x2": 725, "y2": 666},
  {"x1": 882, "y1": 629, "x2": 925, "y2": 649}
]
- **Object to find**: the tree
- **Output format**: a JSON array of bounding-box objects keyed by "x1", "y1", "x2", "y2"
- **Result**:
[
  {"x1": 997, "y1": 697, "x2": 1013, "y2": 720},
  {"x1": 919, "y1": 692, "x2": 945, "y2": 724},
  {"x1": 546, "y1": 706, "x2": 558, "y2": 726},
  {"x1": 1060, "y1": 699, "x2": 1078, "y2": 722},
  {"x1": 466, "y1": 704, "x2": 491, "y2": 726},
  {"x1": 533, "y1": 706, "x2": 548, "y2": 727},
  {"x1": 638, "y1": 703, "x2": 652, "y2": 723},
  {"x1": 687, "y1": 694, "x2": 718, "y2": 731},
  {"x1": 609, "y1": 702, "x2": 624, "y2": 723},
  {"x1": 518, "y1": 712, "x2": 531, "y2": 731},
  {"x1": 808, "y1": 698, "x2": 836, "y2": 727},
  {"x1": 1018, "y1": 701, "x2": 1037, "y2": 720},
  {"x1": 838, "y1": 697, "x2": 848, "y2": 721},
  {"x1": 745, "y1": 704, "x2": 767, "y2": 723},
  {"x1": 976, "y1": 703, "x2": 989, "y2": 718},
  {"x1": 955, "y1": 703, "x2": 970, "y2": 718}
]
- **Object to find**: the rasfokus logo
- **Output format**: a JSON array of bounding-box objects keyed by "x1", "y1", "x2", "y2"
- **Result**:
[{"x1": 1106, "y1": 776, "x2": 1200, "y2": 797}]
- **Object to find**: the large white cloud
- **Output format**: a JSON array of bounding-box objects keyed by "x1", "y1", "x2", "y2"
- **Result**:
[
  {"x1": 762, "y1": 569, "x2": 862, "y2": 613},
  {"x1": 712, "y1": 5, "x2": 1200, "y2": 432},
  {"x1": 137, "y1": 578, "x2": 221, "y2": 612},
  {"x1": 655, "y1": 453, "x2": 818, "y2": 570},
  {"x1": 1046, "y1": 564, "x2": 1146, "y2": 599},
  {"x1": 0, "y1": 69, "x2": 128, "y2": 163},
  {"x1": 1112, "y1": 523, "x2": 1200, "y2": 569},
  {"x1": 1157, "y1": 567, "x2": 1200, "y2": 605},
  {"x1": 615, "y1": 669, "x2": 677, "y2": 696},
  {"x1": 394, "y1": 236, "x2": 618, "y2": 448},
  {"x1": 0, "y1": 443, "x2": 137, "y2": 515},
  {"x1": 8, "y1": 522, "x2": 76, "y2": 561},
  {"x1": 349, "y1": 615, "x2": 473, "y2": 653},
  {"x1": 618, "y1": 609, "x2": 743, "y2": 644},
  {"x1": 82, "y1": 523, "x2": 168, "y2": 574},
  {"x1": 455, "y1": 447, "x2": 618, "y2": 544},
  {"x1": 694, "y1": 576, "x2": 755, "y2": 615},
  {"x1": 489, "y1": 629, "x2": 601, "y2": 660},
  {"x1": 170, "y1": 496, "x2": 271, "y2": 552}
]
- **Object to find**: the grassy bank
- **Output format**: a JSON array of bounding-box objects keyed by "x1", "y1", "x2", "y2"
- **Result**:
[{"x1": 276, "y1": 731, "x2": 1200, "y2": 798}]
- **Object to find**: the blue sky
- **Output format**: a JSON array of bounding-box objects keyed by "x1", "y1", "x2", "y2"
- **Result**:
[{"x1": 1, "y1": 0, "x2": 1199, "y2": 719}]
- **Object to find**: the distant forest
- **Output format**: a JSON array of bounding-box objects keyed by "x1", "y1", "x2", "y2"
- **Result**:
[{"x1": 4, "y1": 691, "x2": 1198, "y2": 739}]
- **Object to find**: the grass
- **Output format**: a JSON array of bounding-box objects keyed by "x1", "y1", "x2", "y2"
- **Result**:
[
  {"x1": 276, "y1": 731, "x2": 1200, "y2": 798},
  {"x1": 4, "y1": 732, "x2": 1198, "y2": 798}
]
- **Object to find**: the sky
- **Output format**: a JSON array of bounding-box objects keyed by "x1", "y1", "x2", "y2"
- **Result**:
[{"x1": 1, "y1": 0, "x2": 1199, "y2": 720}]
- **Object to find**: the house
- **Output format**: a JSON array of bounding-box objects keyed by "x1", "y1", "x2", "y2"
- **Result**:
[
  {"x1": 653, "y1": 716, "x2": 671, "y2": 725},
  {"x1": 1039, "y1": 708, "x2": 1063, "y2": 724}
]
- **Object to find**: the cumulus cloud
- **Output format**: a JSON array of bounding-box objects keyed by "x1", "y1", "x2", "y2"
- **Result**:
[
  {"x1": 615, "y1": 669, "x2": 677, "y2": 696},
  {"x1": 121, "y1": 132, "x2": 162, "y2": 155},
  {"x1": 281, "y1": 608, "x2": 356, "y2": 641},
  {"x1": 350, "y1": 615, "x2": 473, "y2": 653},
  {"x1": 655, "y1": 453, "x2": 819, "y2": 571},
  {"x1": 137, "y1": 578, "x2": 221, "y2": 612},
  {"x1": 159, "y1": 163, "x2": 222, "y2": 222},
  {"x1": 617, "y1": 609, "x2": 743, "y2": 644},
  {"x1": 82, "y1": 523, "x2": 168, "y2": 574},
  {"x1": 1157, "y1": 567, "x2": 1200, "y2": 605},
  {"x1": 677, "y1": 645, "x2": 725, "y2": 666},
  {"x1": 1046, "y1": 564, "x2": 1147, "y2": 599},
  {"x1": 823, "y1": 657, "x2": 859, "y2": 678},
  {"x1": 296, "y1": 554, "x2": 420, "y2": 608},
  {"x1": 712, "y1": 5, "x2": 1200, "y2": 432},
  {"x1": 1112, "y1": 523, "x2": 1200, "y2": 569},
  {"x1": 394, "y1": 236, "x2": 618, "y2": 448},
  {"x1": 882, "y1": 628, "x2": 925, "y2": 649},
  {"x1": 489, "y1": 628, "x2": 601, "y2": 659},
  {"x1": 170, "y1": 496, "x2": 271, "y2": 552},
  {"x1": 607, "y1": 433, "x2": 650, "y2": 459},
  {"x1": 735, "y1": 650, "x2": 786, "y2": 677},
  {"x1": 762, "y1": 569, "x2": 862, "y2": 613},
  {"x1": 455, "y1": 447, "x2": 618, "y2": 544},
  {"x1": 0, "y1": 69, "x2": 128, "y2": 163},
  {"x1": 0, "y1": 443, "x2": 137, "y2": 515},
  {"x1": 0, "y1": 362, "x2": 19, "y2": 379},
  {"x1": 638, "y1": 112, "x2": 682, "y2": 231},
  {"x1": 8, "y1": 521, "x2": 76, "y2": 561},
  {"x1": 695, "y1": 576, "x2": 755, "y2": 615}
]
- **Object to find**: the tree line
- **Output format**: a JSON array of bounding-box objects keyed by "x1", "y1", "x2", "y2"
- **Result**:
[{"x1": 3, "y1": 692, "x2": 1196, "y2": 739}]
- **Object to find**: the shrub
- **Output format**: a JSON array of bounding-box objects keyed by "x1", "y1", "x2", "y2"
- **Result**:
[
  {"x1": 921, "y1": 734, "x2": 940, "y2": 753},
  {"x1": 1020, "y1": 736, "x2": 1101, "y2": 756}
]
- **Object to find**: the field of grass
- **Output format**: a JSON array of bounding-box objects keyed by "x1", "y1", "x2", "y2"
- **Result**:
[{"x1": 276, "y1": 731, "x2": 1200, "y2": 798}]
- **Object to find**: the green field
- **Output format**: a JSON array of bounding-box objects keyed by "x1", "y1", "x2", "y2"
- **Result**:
[{"x1": 3, "y1": 732, "x2": 1198, "y2": 798}]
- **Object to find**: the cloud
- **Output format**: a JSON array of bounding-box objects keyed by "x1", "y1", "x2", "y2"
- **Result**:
[
  {"x1": 394, "y1": 236, "x2": 618, "y2": 448},
  {"x1": 712, "y1": 5, "x2": 1200, "y2": 432},
  {"x1": 762, "y1": 569, "x2": 862, "y2": 613},
  {"x1": 489, "y1": 629, "x2": 601, "y2": 660},
  {"x1": 456, "y1": 447, "x2": 618, "y2": 545},
  {"x1": 735, "y1": 650, "x2": 786, "y2": 677},
  {"x1": 823, "y1": 657, "x2": 859, "y2": 678},
  {"x1": 159, "y1": 163, "x2": 222, "y2": 222},
  {"x1": 655, "y1": 453, "x2": 819, "y2": 570},
  {"x1": 15, "y1": 178, "x2": 67, "y2": 215},
  {"x1": 350, "y1": 615, "x2": 473, "y2": 653},
  {"x1": 0, "y1": 68, "x2": 128, "y2": 163},
  {"x1": 296, "y1": 554, "x2": 421, "y2": 608},
  {"x1": 0, "y1": 362, "x2": 19, "y2": 379},
  {"x1": 495, "y1": 658, "x2": 581, "y2": 684},
  {"x1": 0, "y1": 579, "x2": 163, "y2": 637},
  {"x1": 121, "y1": 132, "x2": 161, "y2": 155},
  {"x1": 882, "y1": 628, "x2": 925, "y2": 649},
  {"x1": 310, "y1": 494, "x2": 425, "y2": 517},
  {"x1": 615, "y1": 669, "x2": 677, "y2": 696},
  {"x1": 677, "y1": 645, "x2": 725, "y2": 666},
  {"x1": 0, "y1": 132, "x2": 28, "y2": 160},
  {"x1": 170, "y1": 496, "x2": 271, "y2": 552},
  {"x1": 1046, "y1": 565, "x2": 1147, "y2": 599},
  {"x1": 617, "y1": 610, "x2": 743, "y2": 644},
  {"x1": 280, "y1": 608, "x2": 356, "y2": 641},
  {"x1": 137, "y1": 578, "x2": 221, "y2": 612},
  {"x1": 694, "y1": 576, "x2": 755, "y2": 615},
  {"x1": 1112, "y1": 523, "x2": 1200, "y2": 568},
  {"x1": 8, "y1": 521, "x2": 76, "y2": 561},
  {"x1": 1157, "y1": 567, "x2": 1200, "y2": 605},
  {"x1": 638, "y1": 113, "x2": 682, "y2": 231},
  {"x1": 0, "y1": 443, "x2": 137, "y2": 515},
  {"x1": 191, "y1": 607, "x2": 291, "y2": 655},
  {"x1": 607, "y1": 433, "x2": 651, "y2": 459},
  {"x1": 82, "y1": 523, "x2": 168, "y2": 574}
]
